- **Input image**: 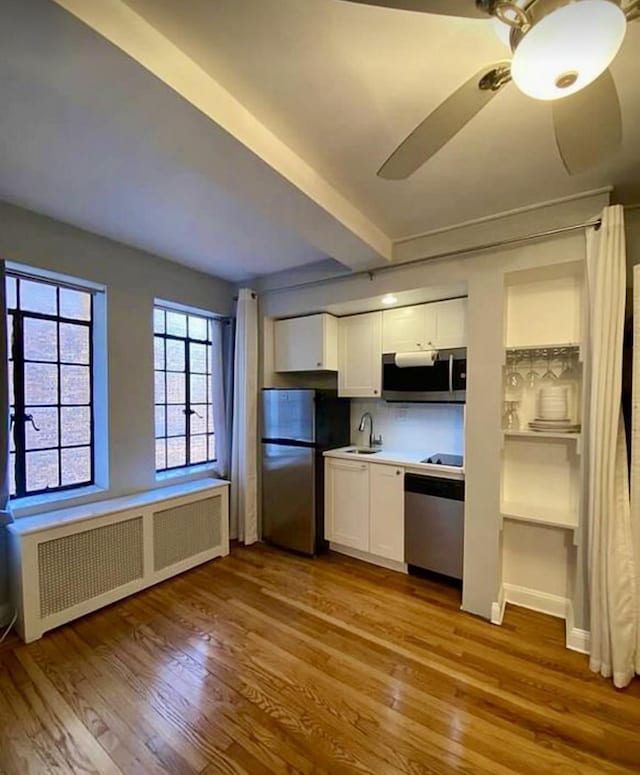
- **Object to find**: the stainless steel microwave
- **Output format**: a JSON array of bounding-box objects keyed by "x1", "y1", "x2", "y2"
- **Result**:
[{"x1": 381, "y1": 348, "x2": 466, "y2": 403}]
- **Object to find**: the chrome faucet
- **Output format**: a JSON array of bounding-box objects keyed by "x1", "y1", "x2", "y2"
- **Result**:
[{"x1": 358, "y1": 412, "x2": 382, "y2": 449}]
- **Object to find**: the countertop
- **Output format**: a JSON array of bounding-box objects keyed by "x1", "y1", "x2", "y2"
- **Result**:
[{"x1": 323, "y1": 446, "x2": 465, "y2": 480}]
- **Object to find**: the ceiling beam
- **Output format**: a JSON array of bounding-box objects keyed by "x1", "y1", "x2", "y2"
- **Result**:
[{"x1": 52, "y1": 0, "x2": 392, "y2": 270}]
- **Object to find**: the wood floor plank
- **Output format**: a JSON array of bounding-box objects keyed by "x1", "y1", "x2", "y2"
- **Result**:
[
  {"x1": 156, "y1": 563, "x2": 623, "y2": 775},
  {"x1": 1, "y1": 543, "x2": 639, "y2": 774}
]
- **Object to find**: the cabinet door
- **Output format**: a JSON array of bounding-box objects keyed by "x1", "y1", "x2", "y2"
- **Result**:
[
  {"x1": 338, "y1": 312, "x2": 382, "y2": 397},
  {"x1": 325, "y1": 459, "x2": 369, "y2": 550},
  {"x1": 435, "y1": 298, "x2": 467, "y2": 349},
  {"x1": 369, "y1": 464, "x2": 404, "y2": 562},
  {"x1": 382, "y1": 306, "x2": 426, "y2": 352},
  {"x1": 274, "y1": 314, "x2": 338, "y2": 372}
]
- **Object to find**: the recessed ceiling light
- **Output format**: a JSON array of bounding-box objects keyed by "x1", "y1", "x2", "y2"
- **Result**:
[{"x1": 381, "y1": 294, "x2": 398, "y2": 306}]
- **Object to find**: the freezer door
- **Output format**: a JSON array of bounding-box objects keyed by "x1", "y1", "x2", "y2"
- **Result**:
[
  {"x1": 262, "y1": 389, "x2": 315, "y2": 443},
  {"x1": 262, "y1": 443, "x2": 316, "y2": 554}
]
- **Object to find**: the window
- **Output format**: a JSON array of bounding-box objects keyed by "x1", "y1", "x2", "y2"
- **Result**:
[
  {"x1": 154, "y1": 306, "x2": 216, "y2": 472},
  {"x1": 6, "y1": 273, "x2": 95, "y2": 497}
]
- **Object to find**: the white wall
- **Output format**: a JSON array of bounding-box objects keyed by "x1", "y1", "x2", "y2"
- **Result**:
[
  {"x1": 0, "y1": 201, "x2": 235, "y2": 621},
  {"x1": 350, "y1": 400, "x2": 464, "y2": 455}
]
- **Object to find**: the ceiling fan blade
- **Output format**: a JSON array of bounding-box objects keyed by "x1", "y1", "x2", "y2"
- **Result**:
[
  {"x1": 338, "y1": 0, "x2": 488, "y2": 19},
  {"x1": 552, "y1": 69, "x2": 622, "y2": 175},
  {"x1": 378, "y1": 62, "x2": 511, "y2": 180}
]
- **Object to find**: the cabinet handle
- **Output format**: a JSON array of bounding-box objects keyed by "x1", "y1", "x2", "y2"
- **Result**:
[
  {"x1": 317, "y1": 362, "x2": 322, "y2": 367},
  {"x1": 360, "y1": 464, "x2": 367, "y2": 470},
  {"x1": 396, "y1": 470, "x2": 401, "y2": 475},
  {"x1": 373, "y1": 389, "x2": 378, "y2": 395}
]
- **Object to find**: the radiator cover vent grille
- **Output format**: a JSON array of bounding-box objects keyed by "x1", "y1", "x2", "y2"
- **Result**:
[
  {"x1": 153, "y1": 496, "x2": 221, "y2": 571},
  {"x1": 38, "y1": 516, "x2": 144, "y2": 617}
]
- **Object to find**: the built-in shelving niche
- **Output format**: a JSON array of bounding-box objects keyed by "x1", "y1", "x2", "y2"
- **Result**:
[{"x1": 497, "y1": 261, "x2": 585, "y2": 634}]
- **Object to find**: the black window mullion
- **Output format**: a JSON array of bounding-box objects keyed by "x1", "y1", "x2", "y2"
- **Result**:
[
  {"x1": 56, "y1": 297, "x2": 62, "y2": 490},
  {"x1": 184, "y1": 337, "x2": 191, "y2": 466},
  {"x1": 12, "y1": 309, "x2": 26, "y2": 497}
]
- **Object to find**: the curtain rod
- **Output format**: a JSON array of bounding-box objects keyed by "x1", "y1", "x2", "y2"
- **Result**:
[{"x1": 258, "y1": 216, "x2": 602, "y2": 296}]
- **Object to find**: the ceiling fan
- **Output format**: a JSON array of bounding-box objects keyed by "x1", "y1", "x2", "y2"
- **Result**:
[{"x1": 341, "y1": 0, "x2": 640, "y2": 178}]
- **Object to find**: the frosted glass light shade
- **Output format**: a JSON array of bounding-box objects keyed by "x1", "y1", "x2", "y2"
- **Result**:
[{"x1": 511, "y1": 0, "x2": 626, "y2": 101}]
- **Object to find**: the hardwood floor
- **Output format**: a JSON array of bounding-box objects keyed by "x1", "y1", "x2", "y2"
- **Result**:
[{"x1": 1, "y1": 544, "x2": 640, "y2": 774}]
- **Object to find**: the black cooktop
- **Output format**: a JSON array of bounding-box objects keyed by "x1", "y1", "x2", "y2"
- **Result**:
[{"x1": 421, "y1": 453, "x2": 463, "y2": 467}]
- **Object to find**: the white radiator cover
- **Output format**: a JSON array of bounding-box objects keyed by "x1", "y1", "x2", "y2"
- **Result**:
[{"x1": 7, "y1": 479, "x2": 229, "y2": 642}]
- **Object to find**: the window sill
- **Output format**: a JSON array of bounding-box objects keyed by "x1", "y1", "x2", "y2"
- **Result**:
[
  {"x1": 10, "y1": 484, "x2": 108, "y2": 519},
  {"x1": 155, "y1": 462, "x2": 220, "y2": 484}
]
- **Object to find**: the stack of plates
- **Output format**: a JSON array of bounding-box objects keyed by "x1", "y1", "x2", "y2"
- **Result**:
[
  {"x1": 538, "y1": 386, "x2": 568, "y2": 420},
  {"x1": 529, "y1": 419, "x2": 580, "y2": 433}
]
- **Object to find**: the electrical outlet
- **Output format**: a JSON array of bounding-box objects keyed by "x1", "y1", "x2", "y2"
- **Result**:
[{"x1": 394, "y1": 406, "x2": 409, "y2": 421}]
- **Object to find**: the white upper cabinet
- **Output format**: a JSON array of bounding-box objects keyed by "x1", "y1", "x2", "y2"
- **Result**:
[
  {"x1": 274, "y1": 313, "x2": 338, "y2": 372},
  {"x1": 325, "y1": 458, "x2": 370, "y2": 551},
  {"x1": 369, "y1": 463, "x2": 404, "y2": 562},
  {"x1": 435, "y1": 298, "x2": 467, "y2": 349},
  {"x1": 382, "y1": 306, "x2": 436, "y2": 353},
  {"x1": 338, "y1": 312, "x2": 382, "y2": 397},
  {"x1": 381, "y1": 299, "x2": 466, "y2": 353}
]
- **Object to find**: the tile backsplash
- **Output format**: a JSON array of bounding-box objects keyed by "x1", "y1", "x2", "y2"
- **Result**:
[{"x1": 350, "y1": 400, "x2": 464, "y2": 455}]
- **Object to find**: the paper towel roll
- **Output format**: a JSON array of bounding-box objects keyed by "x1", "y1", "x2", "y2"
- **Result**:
[{"x1": 394, "y1": 350, "x2": 437, "y2": 368}]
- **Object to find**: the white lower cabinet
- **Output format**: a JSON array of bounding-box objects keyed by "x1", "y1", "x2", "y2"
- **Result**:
[
  {"x1": 325, "y1": 458, "x2": 370, "y2": 551},
  {"x1": 369, "y1": 463, "x2": 404, "y2": 562},
  {"x1": 325, "y1": 458, "x2": 404, "y2": 562}
]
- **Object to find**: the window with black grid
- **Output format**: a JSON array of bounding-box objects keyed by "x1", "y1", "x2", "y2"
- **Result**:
[
  {"x1": 154, "y1": 307, "x2": 216, "y2": 471},
  {"x1": 6, "y1": 273, "x2": 95, "y2": 497}
]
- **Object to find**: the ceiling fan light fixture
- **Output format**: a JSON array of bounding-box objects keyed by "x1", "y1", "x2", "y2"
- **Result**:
[{"x1": 510, "y1": 0, "x2": 626, "y2": 101}]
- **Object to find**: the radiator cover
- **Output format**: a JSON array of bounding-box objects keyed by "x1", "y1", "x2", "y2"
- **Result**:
[{"x1": 8, "y1": 479, "x2": 229, "y2": 642}]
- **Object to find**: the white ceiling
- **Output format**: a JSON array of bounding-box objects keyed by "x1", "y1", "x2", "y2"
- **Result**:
[
  {"x1": 326, "y1": 283, "x2": 467, "y2": 315},
  {"x1": 2, "y1": 0, "x2": 639, "y2": 282},
  {"x1": 121, "y1": 0, "x2": 640, "y2": 237}
]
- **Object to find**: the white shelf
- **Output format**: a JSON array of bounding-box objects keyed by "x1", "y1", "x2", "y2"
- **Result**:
[
  {"x1": 503, "y1": 430, "x2": 580, "y2": 441},
  {"x1": 505, "y1": 342, "x2": 581, "y2": 351},
  {"x1": 501, "y1": 501, "x2": 578, "y2": 531}
]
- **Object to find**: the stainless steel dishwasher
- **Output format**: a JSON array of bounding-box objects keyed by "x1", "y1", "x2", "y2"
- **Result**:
[{"x1": 404, "y1": 474, "x2": 465, "y2": 580}]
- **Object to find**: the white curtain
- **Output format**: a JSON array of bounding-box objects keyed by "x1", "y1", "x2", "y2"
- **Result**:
[
  {"x1": 633, "y1": 265, "x2": 640, "y2": 678},
  {"x1": 586, "y1": 205, "x2": 638, "y2": 687},
  {"x1": 0, "y1": 260, "x2": 13, "y2": 528},
  {"x1": 210, "y1": 319, "x2": 231, "y2": 479},
  {"x1": 230, "y1": 288, "x2": 258, "y2": 544}
]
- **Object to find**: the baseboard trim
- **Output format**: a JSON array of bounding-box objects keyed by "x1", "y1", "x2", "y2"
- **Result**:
[
  {"x1": 565, "y1": 601, "x2": 591, "y2": 654},
  {"x1": 503, "y1": 583, "x2": 568, "y2": 619},
  {"x1": 491, "y1": 585, "x2": 506, "y2": 625},
  {"x1": 329, "y1": 543, "x2": 408, "y2": 574},
  {"x1": 498, "y1": 584, "x2": 592, "y2": 653}
]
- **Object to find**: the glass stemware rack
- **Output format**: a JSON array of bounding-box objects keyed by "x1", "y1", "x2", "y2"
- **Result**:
[{"x1": 503, "y1": 344, "x2": 582, "y2": 442}]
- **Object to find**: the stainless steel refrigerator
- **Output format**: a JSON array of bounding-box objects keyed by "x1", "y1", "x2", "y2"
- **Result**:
[{"x1": 261, "y1": 388, "x2": 350, "y2": 555}]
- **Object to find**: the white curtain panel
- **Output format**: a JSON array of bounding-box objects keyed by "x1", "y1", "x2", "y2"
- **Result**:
[
  {"x1": 230, "y1": 288, "x2": 258, "y2": 544},
  {"x1": 210, "y1": 318, "x2": 230, "y2": 479},
  {"x1": 633, "y1": 265, "x2": 640, "y2": 676},
  {"x1": 586, "y1": 205, "x2": 637, "y2": 687}
]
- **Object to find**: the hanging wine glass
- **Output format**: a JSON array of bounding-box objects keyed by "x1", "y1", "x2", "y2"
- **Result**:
[
  {"x1": 560, "y1": 351, "x2": 580, "y2": 380},
  {"x1": 541, "y1": 351, "x2": 558, "y2": 383},
  {"x1": 505, "y1": 352, "x2": 524, "y2": 392},
  {"x1": 525, "y1": 351, "x2": 539, "y2": 390}
]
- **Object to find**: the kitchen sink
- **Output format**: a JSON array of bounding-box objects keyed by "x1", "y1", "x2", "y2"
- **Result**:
[{"x1": 345, "y1": 447, "x2": 381, "y2": 455}]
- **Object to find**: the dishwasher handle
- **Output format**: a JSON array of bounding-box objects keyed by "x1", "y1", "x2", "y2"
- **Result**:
[{"x1": 404, "y1": 473, "x2": 465, "y2": 501}]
